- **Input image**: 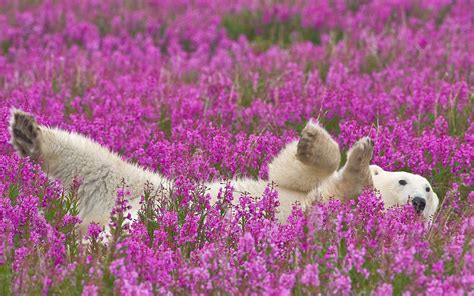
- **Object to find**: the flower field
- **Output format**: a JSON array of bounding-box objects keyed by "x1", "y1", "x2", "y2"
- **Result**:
[{"x1": 0, "y1": 0, "x2": 473, "y2": 294}]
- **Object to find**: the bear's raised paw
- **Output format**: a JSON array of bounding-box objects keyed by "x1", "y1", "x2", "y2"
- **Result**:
[
  {"x1": 9, "y1": 109, "x2": 42, "y2": 158},
  {"x1": 296, "y1": 120, "x2": 340, "y2": 174},
  {"x1": 346, "y1": 136, "x2": 374, "y2": 169}
]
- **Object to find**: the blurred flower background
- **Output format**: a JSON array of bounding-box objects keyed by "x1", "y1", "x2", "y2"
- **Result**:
[{"x1": 0, "y1": 0, "x2": 472, "y2": 294}]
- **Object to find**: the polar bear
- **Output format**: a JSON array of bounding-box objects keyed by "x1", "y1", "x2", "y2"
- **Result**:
[{"x1": 9, "y1": 109, "x2": 438, "y2": 232}]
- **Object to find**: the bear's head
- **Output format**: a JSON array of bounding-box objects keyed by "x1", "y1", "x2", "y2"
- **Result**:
[{"x1": 369, "y1": 165, "x2": 439, "y2": 220}]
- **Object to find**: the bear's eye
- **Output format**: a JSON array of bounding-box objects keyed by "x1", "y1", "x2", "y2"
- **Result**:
[
  {"x1": 399, "y1": 180, "x2": 407, "y2": 186},
  {"x1": 426, "y1": 187, "x2": 430, "y2": 192}
]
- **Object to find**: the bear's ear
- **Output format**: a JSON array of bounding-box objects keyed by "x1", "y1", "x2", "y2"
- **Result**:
[{"x1": 370, "y1": 165, "x2": 384, "y2": 176}]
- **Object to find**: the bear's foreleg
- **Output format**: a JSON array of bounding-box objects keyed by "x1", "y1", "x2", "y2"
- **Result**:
[
  {"x1": 307, "y1": 136, "x2": 374, "y2": 203},
  {"x1": 268, "y1": 120, "x2": 341, "y2": 192}
]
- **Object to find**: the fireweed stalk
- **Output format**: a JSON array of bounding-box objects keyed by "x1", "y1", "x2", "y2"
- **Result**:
[{"x1": 0, "y1": 0, "x2": 472, "y2": 294}]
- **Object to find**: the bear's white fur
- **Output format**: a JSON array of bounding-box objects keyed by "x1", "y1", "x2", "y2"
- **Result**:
[
  {"x1": 370, "y1": 165, "x2": 439, "y2": 220},
  {"x1": 9, "y1": 109, "x2": 438, "y2": 232}
]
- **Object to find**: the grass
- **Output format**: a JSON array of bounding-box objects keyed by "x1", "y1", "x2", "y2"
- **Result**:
[{"x1": 222, "y1": 10, "x2": 322, "y2": 52}]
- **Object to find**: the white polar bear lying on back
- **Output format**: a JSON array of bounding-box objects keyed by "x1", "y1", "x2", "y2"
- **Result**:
[{"x1": 9, "y1": 109, "x2": 438, "y2": 232}]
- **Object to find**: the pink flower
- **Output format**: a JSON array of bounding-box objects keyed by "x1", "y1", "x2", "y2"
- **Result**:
[
  {"x1": 301, "y1": 263, "x2": 320, "y2": 287},
  {"x1": 86, "y1": 223, "x2": 104, "y2": 240}
]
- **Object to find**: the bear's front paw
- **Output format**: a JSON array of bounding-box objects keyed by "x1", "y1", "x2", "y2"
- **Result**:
[
  {"x1": 296, "y1": 120, "x2": 340, "y2": 173},
  {"x1": 297, "y1": 121, "x2": 323, "y2": 164},
  {"x1": 346, "y1": 136, "x2": 374, "y2": 167}
]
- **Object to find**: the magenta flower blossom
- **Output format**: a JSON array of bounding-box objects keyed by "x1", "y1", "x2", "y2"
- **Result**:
[{"x1": 86, "y1": 223, "x2": 104, "y2": 240}]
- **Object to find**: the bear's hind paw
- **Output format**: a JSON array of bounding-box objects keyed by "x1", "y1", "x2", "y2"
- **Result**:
[{"x1": 9, "y1": 109, "x2": 42, "y2": 158}]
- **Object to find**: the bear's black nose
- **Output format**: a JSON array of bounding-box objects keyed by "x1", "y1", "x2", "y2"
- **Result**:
[{"x1": 412, "y1": 197, "x2": 426, "y2": 213}]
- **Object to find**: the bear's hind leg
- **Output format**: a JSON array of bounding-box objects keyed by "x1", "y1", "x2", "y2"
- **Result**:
[{"x1": 9, "y1": 109, "x2": 42, "y2": 159}]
